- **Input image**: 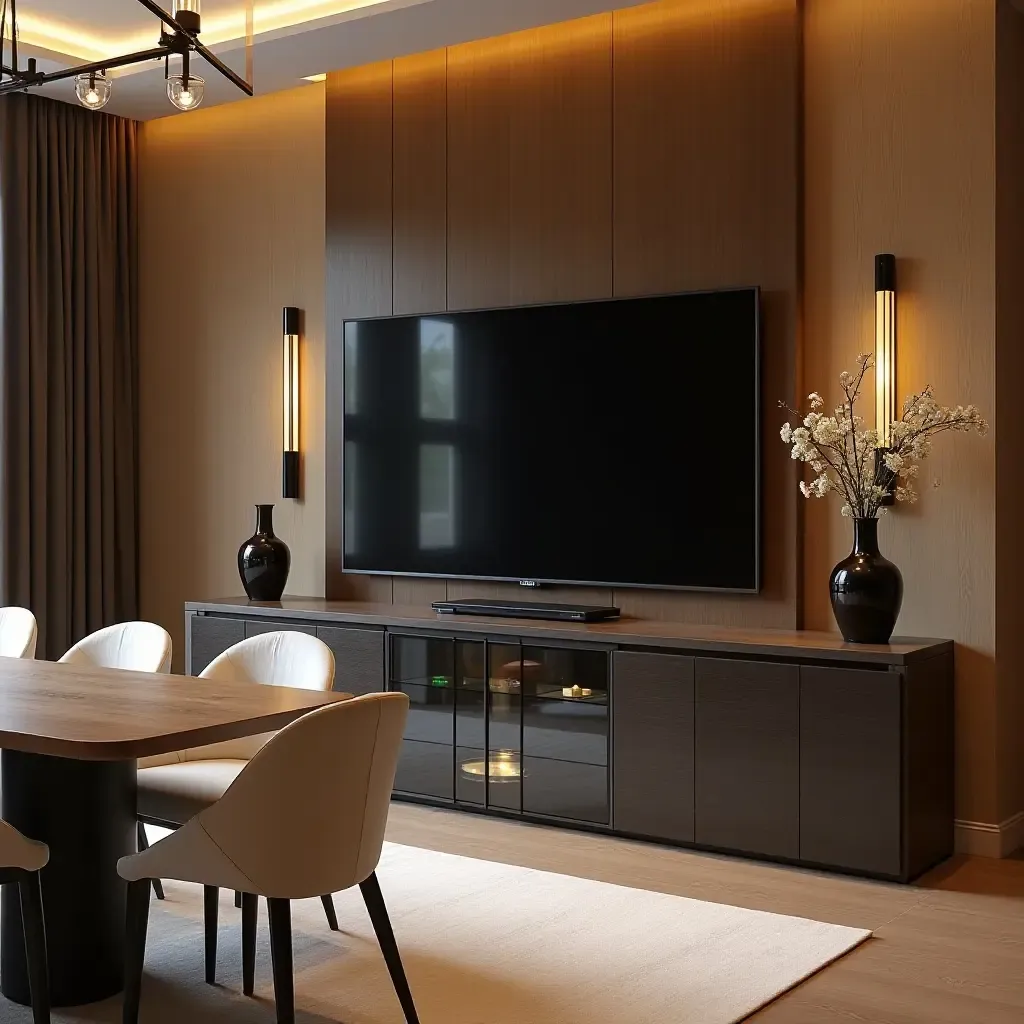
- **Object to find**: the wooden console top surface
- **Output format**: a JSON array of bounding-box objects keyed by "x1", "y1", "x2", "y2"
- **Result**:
[{"x1": 187, "y1": 598, "x2": 952, "y2": 667}]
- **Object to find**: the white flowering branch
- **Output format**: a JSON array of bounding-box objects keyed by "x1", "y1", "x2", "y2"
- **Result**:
[{"x1": 780, "y1": 354, "x2": 988, "y2": 519}]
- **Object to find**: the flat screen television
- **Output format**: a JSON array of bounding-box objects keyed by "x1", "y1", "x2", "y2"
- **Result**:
[{"x1": 341, "y1": 287, "x2": 760, "y2": 592}]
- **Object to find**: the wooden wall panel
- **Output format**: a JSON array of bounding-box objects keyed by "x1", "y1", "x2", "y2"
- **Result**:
[
  {"x1": 393, "y1": 49, "x2": 448, "y2": 320},
  {"x1": 391, "y1": 49, "x2": 450, "y2": 607},
  {"x1": 611, "y1": 0, "x2": 800, "y2": 627},
  {"x1": 327, "y1": 0, "x2": 800, "y2": 630},
  {"x1": 508, "y1": 15, "x2": 614, "y2": 304},
  {"x1": 325, "y1": 62, "x2": 395, "y2": 603},
  {"x1": 446, "y1": 36, "x2": 513, "y2": 311}
]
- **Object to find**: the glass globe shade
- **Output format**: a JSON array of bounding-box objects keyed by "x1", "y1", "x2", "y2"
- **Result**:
[
  {"x1": 167, "y1": 75, "x2": 205, "y2": 111},
  {"x1": 75, "y1": 72, "x2": 112, "y2": 111}
]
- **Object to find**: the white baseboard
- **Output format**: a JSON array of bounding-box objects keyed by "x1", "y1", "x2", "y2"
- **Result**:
[{"x1": 955, "y1": 810, "x2": 1024, "y2": 857}]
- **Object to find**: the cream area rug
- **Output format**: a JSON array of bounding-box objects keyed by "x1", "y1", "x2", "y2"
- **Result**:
[{"x1": 1, "y1": 843, "x2": 870, "y2": 1024}]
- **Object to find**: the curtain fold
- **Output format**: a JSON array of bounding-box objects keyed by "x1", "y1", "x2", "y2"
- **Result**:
[{"x1": 0, "y1": 93, "x2": 139, "y2": 660}]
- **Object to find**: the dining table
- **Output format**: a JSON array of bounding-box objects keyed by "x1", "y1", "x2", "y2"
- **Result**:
[{"x1": 0, "y1": 656, "x2": 350, "y2": 1008}]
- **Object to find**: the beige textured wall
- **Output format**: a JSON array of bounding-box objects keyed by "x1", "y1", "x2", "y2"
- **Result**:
[
  {"x1": 996, "y1": 0, "x2": 1024, "y2": 822},
  {"x1": 138, "y1": 86, "x2": 327, "y2": 669},
  {"x1": 804, "y1": 0, "x2": 999, "y2": 824}
]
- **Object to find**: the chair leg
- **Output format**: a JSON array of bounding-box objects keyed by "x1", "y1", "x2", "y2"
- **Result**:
[
  {"x1": 123, "y1": 878, "x2": 152, "y2": 1024},
  {"x1": 241, "y1": 892, "x2": 258, "y2": 996},
  {"x1": 359, "y1": 872, "x2": 420, "y2": 1024},
  {"x1": 136, "y1": 822, "x2": 164, "y2": 900},
  {"x1": 17, "y1": 871, "x2": 50, "y2": 1024},
  {"x1": 204, "y1": 885, "x2": 219, "y2": 984},
  {"x1": 267, "y1": 898, "x2": 294, "y2": 1024},
  {"x1": 235, "y1": 890, "x2": 242, "y2": 909},
  {"x1": 321, "y1": 893, "x2": 339, "y2": 931}
]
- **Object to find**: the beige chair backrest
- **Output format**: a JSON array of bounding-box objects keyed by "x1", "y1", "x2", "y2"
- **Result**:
[
  {"x1": 0, "y1": 607, "x2": 38, "y2": 659},
  {"x1": 163, "y1": 631, "x2": 336, "y2": 765},
  {"x1": 58, "y1": 621, "x2": 172, "y2": 673},
  {"x1": 202, "y1": 693, "x2": 407, "y2": 897}
]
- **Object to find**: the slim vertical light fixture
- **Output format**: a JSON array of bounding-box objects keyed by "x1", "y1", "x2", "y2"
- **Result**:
[
  {"x1": 282, "y1": 307, "x2": 300, "y2": 499},
  {"x1": 874, "y1": 254, "x2": 897, "y2": 504}
]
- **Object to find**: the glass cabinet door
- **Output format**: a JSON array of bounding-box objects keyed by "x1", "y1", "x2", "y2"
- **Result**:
[
  {"x1": 521, "y1": 646, "x2": 609, "y2": 824},
  {"x1": 455, "y1": 640, "x2": 486, "y2": 806},
  {"x1": 455, "y1": 642, "x2": 523, "y2": 812},
  {"x1": 486, "y1": 643, "x2": 523, "y2": 812},
  {"x1": 391, "y1": 635, "x2": 455, "y2": 801}
]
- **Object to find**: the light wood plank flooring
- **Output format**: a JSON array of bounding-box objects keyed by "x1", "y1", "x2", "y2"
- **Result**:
[{"x1": 386, "y1": 802, "x2": 1024, "y2": 1023}]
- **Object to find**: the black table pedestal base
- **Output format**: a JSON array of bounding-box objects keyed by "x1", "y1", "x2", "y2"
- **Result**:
[{"x1": 1, "y1": 750, "x2": 135, "y2": 1006}]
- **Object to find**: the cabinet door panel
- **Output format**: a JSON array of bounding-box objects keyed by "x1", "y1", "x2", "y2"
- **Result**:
[
  {"x1": 800, "y1": 666, "x2": 901, "y2": 876},
  {"x1": 611, "y1": 651, "x2": 694, "y2": 842},
  {"x1": 190, "y1": 616, "x2": 244, "y2": 676},
  {"x1": 695, "y1": 658, "x2": 799, "y2": 858},
  {"x1": 522, "y1": 757, "x2": 608, "y2": 824},
  {"x1": 394, "y1": 740, "x2": 453, "y2": 801},
  {"x1": 316, "y1": 625, "x2": 385, "y2": 694},
  {"x1": 393, "y1": 682, "x2": 454, "y2": 745}
]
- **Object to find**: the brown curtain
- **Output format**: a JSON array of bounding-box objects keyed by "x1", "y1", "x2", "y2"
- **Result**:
[{"x1": 0, "y1": 93, "x2": 139, "y2": 659}]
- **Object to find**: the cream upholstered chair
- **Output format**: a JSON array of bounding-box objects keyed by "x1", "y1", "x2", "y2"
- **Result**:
[
  {"x1": 136, "y1": 630, "x2": 338, "y2": 922},
  {"x1": 0, "y1": 820, "x2": 51, "y2": 1023},
  {"x1": 58, "y1": 621, "x2": 172, "y2": 673},
  {"x1": 119, "y1": 693, "x2": 417, "y2": 1024},
  {"x1": 0, "y1": 608, "x2": 38, "y2": 659}
]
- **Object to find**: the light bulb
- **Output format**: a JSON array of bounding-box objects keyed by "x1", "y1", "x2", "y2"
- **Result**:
[
  {"x1": 167, "y1": 74, "x2": 205, "y2": 111},
  {"x1": 75, "y1": 71, "x2": 112, "y2": 111}
]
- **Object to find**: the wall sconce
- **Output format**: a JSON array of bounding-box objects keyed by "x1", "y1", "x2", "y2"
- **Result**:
[
  {"x1": 282, "y1": 307, "x2": 300, "y2": 499},
  {"x1": 874, "y1": 254, "x2": 896, "y2": 505}
]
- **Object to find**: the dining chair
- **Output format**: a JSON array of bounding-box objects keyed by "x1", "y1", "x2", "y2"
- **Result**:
[
  {"x1": 58, "y1": 621, "x2": 172, "y2": 673},
  {"x1": 0, "y1": 820, "x2": 51, "y2": 1024},
  {"x1": 0, "y1": 607, "x2": 38, "y2": 659},
  {"x1": 119, "y1": 693, "x2": 418, "y2": 1024},
  {"x1": 136, "y1": 630, "x2": 339, "y2": 926}
]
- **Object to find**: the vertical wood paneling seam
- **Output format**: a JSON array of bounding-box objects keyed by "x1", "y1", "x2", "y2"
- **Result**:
[{"x1": 390, "y1": 59, "x2": 396, "y2": 607}]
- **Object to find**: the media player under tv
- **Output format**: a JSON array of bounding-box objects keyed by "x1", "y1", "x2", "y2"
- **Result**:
[{"x1": 432, "y1": 598, "x2": 621, "y2": 623}]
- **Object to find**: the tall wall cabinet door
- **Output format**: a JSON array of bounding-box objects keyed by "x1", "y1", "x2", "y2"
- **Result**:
[
  {"x1": 611, "y1": 651, "x2": 695, "y2": 842},
  {"x1": 695, "y1": 658, "x2": 799, "y2": 858},
  {"x1": 799, "y1": 666, "x2": 901, "y2": 877}
]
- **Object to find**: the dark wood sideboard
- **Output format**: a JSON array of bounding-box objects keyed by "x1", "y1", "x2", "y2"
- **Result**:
[{"x1": 185, "y1": 598, "x2": 954, "y2": 882}]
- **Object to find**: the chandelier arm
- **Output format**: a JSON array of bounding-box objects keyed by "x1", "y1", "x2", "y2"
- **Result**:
[
  {"x1": 133, "y1": 0, "x2": 253, "y2": 96},
  {"x1": 0, "y1": 45, "x2": 168, "y2": 95}
]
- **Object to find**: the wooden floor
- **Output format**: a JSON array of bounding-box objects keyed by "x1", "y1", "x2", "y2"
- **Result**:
[{"x1": 386, "y1": 803, "x2": 1024, "y2": 1023}]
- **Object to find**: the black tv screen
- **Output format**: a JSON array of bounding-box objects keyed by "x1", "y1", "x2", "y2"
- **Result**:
[{"x1": 341, "y1": 288, "x2": 760, "y2": 592}]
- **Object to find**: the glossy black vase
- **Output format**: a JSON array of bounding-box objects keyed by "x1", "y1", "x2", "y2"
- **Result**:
[
  {"x1": 829, "y1": 517, "x2": 903, "y2": 644},
  {"x1": 237, "y1": 504, "x2": 290, "y2": 601}
]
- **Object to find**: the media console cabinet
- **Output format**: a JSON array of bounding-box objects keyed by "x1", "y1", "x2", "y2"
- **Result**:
[{"x1": 185, "y1": 598, "x2": 954, "y2": 882}]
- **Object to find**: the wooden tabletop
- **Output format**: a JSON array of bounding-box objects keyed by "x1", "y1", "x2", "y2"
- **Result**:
[{"x1": 0, "y1": 658, "x2": 350, "y2": 760}]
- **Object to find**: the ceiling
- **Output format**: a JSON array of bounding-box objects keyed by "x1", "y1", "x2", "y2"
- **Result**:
[{"x1": 4, "y1": 0, "x2": 649, "y2": 119}]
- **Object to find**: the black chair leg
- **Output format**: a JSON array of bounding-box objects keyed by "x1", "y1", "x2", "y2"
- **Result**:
[
  {"x1": 321, "y1": 893, "x2": 339, "y2": 931},
  {"x1": 204, "y1": 885, "x2": 219, "y2": 984},
  {"x1": 267, "y1": 898, "x2": 294, "y2": 1024},
  {"x1": 17, "y1": 871, "x2": 49, "y2": 1024},
  {"x1": 241, "y1": 892, "x2": 258, "y2": 996},
  {"x1": 123, "y1": 878, "x2": 152, "y2": 1024},
  {"x1": 235, "y1": 890, "x2": 242, "y2": 909},
  {"x1": 359, "y1": 872, "x2": 420, "y2": 1024},
  {"x1": 136, "y1": 822, "x2": 164, "y2": 900}
]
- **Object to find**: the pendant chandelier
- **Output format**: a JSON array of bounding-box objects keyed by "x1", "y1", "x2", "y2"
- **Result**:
[{"x1": 0, "y1": 0, "x2": 253, "y2": 112}]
